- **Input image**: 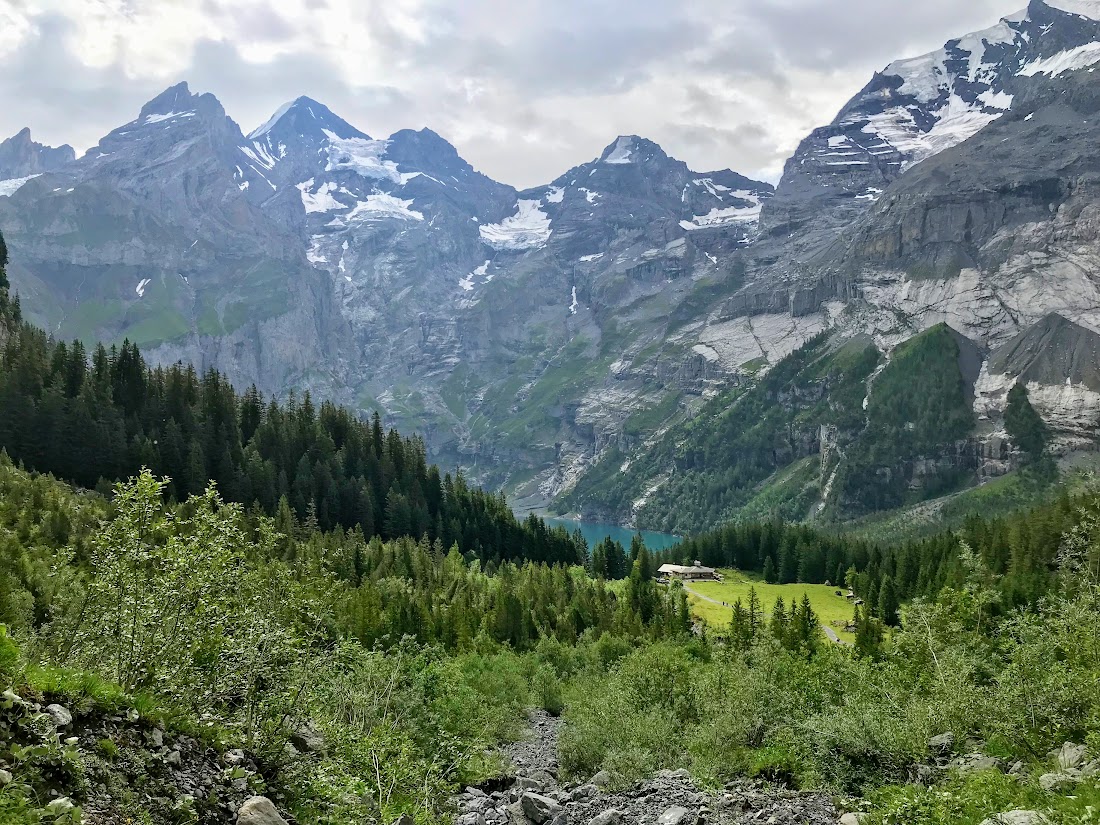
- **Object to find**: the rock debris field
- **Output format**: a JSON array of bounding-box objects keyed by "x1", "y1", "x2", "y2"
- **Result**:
[{"x1": 454, "y1": 711, "x2": 839, "y2": 825}]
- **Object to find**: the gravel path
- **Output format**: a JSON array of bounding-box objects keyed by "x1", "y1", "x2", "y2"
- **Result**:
[{"x1": 455, "y1": 710, "x2": 839, "y2": 825}]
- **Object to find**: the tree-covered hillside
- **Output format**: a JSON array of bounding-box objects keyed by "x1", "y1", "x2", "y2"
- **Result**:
[
  {"x1": 560, "y1": 322, "x2": 993, "y2": 535},
  {"x1": 0, "y1": 237, "x2": 581, "y2": 567}
]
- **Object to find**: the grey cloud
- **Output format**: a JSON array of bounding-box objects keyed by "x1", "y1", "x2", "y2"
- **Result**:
[{"x1": 0, "y1": 0, "x2": 1025, "y2": 189}]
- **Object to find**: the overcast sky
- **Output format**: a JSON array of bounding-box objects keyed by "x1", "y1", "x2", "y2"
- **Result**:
[{"x1": 1, "y1": 0, "x2": 1026, "y2": 188}]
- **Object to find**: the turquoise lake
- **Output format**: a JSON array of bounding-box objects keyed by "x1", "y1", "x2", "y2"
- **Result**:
[{"x1": 546, "y1": 518, "x2": 682, "y2": 552}]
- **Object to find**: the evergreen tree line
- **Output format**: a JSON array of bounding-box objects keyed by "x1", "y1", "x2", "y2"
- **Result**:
[
  {"x1": 670, "y1": 488, "x2": 1088, "y2": 625},
  {"x1": 0, "y1": 452, "x2": 690, "y2": 656},
  {"x1": 0, "y1": 239, "x2": 584, "y2": 566}
]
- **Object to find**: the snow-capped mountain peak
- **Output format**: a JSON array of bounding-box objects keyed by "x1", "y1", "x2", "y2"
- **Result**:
[
  {"x1": 247, "y1": 97, "x2": 365, "y2": 143},
  {"x1": 765, "y1": 0, "x2": 1100, "y2": 234}
]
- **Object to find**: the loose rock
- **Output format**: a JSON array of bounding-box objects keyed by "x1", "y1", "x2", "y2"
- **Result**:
[
  {"x1": 521, "y1": 792, "x2": 564, "y2": 824},
  {"x1": 1039, "y1": 772, "x2": 1077, "y2": 792},
  {"x1": 589, "y1": 810, "x2": 623, "y2": 825},
  {"x1": 45, "y1": 703, "x2": 73, "y2": 727},
  {"x1": 236, "y1": 796, "x2": 289, "y2": 825},
  {"x1": 979, "y1": 812, "x2": 1050, "y2": 825},
  {"x1": 1056, "y1": 742, "x2": 1087, "y2": 771},
  {"x1": 928, "y1": 732, "x2": 955, "y2": 757},
  {"x1": 657, "y1": 805, "x2": 696, "y2": 825}
]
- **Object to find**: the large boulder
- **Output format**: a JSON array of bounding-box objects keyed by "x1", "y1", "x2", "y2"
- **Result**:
[
  {"x1": 236, "y1": 796, "x2": 288, "y2": 825},
  {"x1": 1056, "y1": 742, "x2": 1088, "y2": 771},
  {"x1": 1039, "y1": 772, "x2": 1077, "y2": 792},
  {"x1": 521, "y1": 792, "x2": 563, "y2": 824}
]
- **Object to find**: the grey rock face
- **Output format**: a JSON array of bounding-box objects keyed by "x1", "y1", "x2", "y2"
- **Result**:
[
  {"x1": 0, "y1": 128, "x2": 75, "y2": 179},
  {"x1": 236, "y1": 796, "x2": 289, "y2": 825}
]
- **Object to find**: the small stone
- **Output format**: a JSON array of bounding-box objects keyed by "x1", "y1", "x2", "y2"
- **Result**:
[
  {"x1": 839, "y1": 814, "x2": 867, "y2": 825},
  {"x1": 391, "y1": 815, "x2": 416, "y2": 825},
  {"x1": 657, "y1": 806, "x2": 697, "y2": 825},
  {"x1": 928, "y1": 733, "x2": 955, "y2": 756},
  {"x1": 224, "y1": 749, "x2": 246, "y2": 766},
  {"x1": 514, "y1": 777, "x2": 544, "y2": 793},
  {"x1": 236, "y1": 796, "x2": 289, "y2": 825},
  {"x1": 572, "y1": 784, "x2": 599, "y2": 801},
  {"x1": 45, "y1": 704, "x2": 73, "y2": 727},
  {"x1": 289, "y1": 722, "x2": 326, "y2": 754},
  {"x1": 148, "y1": 728, "x2": 164, "y2": 747},
  {"x1": 0, "y1": 769, "x2": 11, "y2": 785},
  {"x1": 589, "y1": 810, "x2": 624, "y2": 825},
  {"x1": 165, "y1": 749, "x2": 182, "y2": 766},
  {"x1": 459, "y1": 814, "x2": 487, "y2": 825},
  {"x1": 1056, "y1": 742, "x2": 1088, "y2": 771},
  {"x1": 521, "y1": 793, "x2": 564, "y2": 824},
  {"x1": 590, "y1": 771, "x2": 614, "y2": 789}
]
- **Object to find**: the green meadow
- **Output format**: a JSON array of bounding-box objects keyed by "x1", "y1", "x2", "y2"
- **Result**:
[{"x1": 682, "y1": 569, "x2": 858, "y2": 641}]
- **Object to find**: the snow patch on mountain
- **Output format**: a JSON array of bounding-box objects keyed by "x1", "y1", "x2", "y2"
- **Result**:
[
  {"x1": 1020, "y1": 41, "x2": 1100, "y2": 76},
  {"x1": 861, "y1": 92, "x2": 1007, "y2": 170},
  {"x1": 324, "y1": 136, "x2": 418, "y2": 185},
  {"x1": 604, "y1": 137, "x2": 635, "y2": 164},
  {"x1": 241, "y1": 143, "x2": 278, "y2": 171},
  {"x1": 460, "y1": 260, "x2": 491, "y2": 292},
  {"x1": 296, "y1": 179, "x2": 344, "y2": 213},
  {"x1": 545, "y1": 186, "x2": 565, "y2": 204},
  {"x1": 0, "y1": 174, "x2": 40, "y2": 197},
  {"x1": 680, "y1": 191, "x2": 763, "y2": 230},
  {"x1": 1046, "y1": 0, "x2": 1100, "y2": 21},
  {"x1": 343, "y1": 193, "x2": 424, "y2": 223},
  {"x1": 135, "y1": 278, "x2": 151, "y2": 297},
  {"x1": 248, "y1": 101, "x2": 296, "y2": 139},
  {"x1": 144, "y1": 111, "x2": 196, "y2": 125},
  {"x1": 479, "y1": 200, "x2": 552, "y2": 250}
]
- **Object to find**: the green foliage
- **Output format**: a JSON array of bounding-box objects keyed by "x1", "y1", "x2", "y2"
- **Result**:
[
  {"x1": 562, "y1": 333, "x2": 881, "y2": 534},
  {"x1": 835, "y1": 324, "x2": 977, "y2": 513},
  {"x1": 0, "y1": 305, "x2": 585, "y2": 566}
]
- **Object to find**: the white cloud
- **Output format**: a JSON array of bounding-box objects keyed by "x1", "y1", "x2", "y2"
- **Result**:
[{"x1": 0, "y1": 0, "x2": 1024, "y2": 187}]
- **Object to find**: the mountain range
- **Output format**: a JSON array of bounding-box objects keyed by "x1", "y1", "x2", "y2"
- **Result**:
[{"x1": 4, "y1": 0, "x2": 1100, "y2": 532}]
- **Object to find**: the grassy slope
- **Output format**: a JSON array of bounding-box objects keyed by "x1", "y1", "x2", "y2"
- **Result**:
[{"x1": 682, "y1": 568, "x2": 857, "y2": 641}]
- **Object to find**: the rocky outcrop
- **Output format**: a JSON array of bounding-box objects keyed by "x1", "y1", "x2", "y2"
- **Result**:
[{"x1": 0, "y1": 128, "x2": 74, "y2": 179}]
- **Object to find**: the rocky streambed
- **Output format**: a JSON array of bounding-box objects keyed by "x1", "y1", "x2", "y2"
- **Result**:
[{"x1": 454, "y1": 711, "x2": 839, "y2": 825}]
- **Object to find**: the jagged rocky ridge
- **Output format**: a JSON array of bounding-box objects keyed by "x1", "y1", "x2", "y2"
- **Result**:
[{"x1": 3, "y1": 0, "x2": 1100, "y2": 525}]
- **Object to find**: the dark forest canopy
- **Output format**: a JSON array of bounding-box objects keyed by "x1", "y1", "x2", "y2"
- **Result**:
[{"x1": 0, "y1": 249, "x2": 583, "y2": 568}]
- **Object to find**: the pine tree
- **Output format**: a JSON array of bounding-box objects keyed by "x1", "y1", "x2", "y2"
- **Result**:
[
  {"x1": 877, "y1": 574, "x2": 900, "y2": 626},
  {"x1": 763, "y1": 556, "x2": 777, "y2": 584}
]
